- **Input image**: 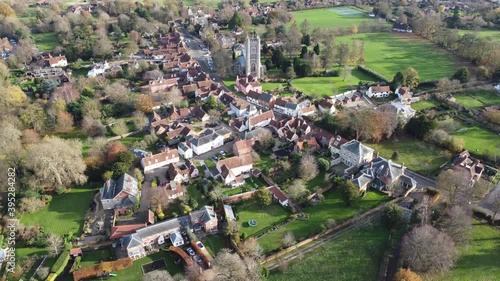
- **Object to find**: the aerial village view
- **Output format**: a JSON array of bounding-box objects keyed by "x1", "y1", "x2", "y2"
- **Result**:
[{"x1": 0, "y1": 0, "x2": 499, "y2": 280}]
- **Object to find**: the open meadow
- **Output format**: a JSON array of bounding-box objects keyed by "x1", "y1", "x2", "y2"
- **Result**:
[
  {"x1": 32, "y1": 32, "x2": 58, "y2": 52},
  {"x1": 291, "y1": 7, "x2": 373, "y2": 29},
  {"x1": 457, "y1": 29, "x2": 500, "y2": 43},
  {"x1": 452, "y1": 121, "x2": 500, "y2": 158},
  {"x1": 337, "y1": 33, "x2": 460, "y2": 82},
  {"x1": 267, "y1": 225, "x2": 389, "y2": 281},
  {"x1": 452, "y1": 90, "x2": 500, "y2": 109}
]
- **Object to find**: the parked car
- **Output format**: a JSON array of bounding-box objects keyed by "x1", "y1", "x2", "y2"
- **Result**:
[
  {"x1": 196, "y1": 242, "x2": 204, "y2": 249},
  {"x1": 186, "y1": 248, "x2": 195, "y2": 256},
  {"x1": 219, "y1": 151, "x2": 227, "y2": 156},
  {"x1": 211, "y1": 155, "x2": 218, "y2": 161}
]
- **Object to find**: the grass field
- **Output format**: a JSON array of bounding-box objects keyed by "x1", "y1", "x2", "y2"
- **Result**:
[
  {"x1": 258, "y1": 190, "x2": 389, "y2": 253},
  {"x1": 235, "y1": 199, "x2": 289, "y2": 237},
  {"x1": 367, "y1": 137, "x2": 450, "y2": 177},
  {"x1": 337, "y1": 33, "x2": 459, "y2": 82},
  {"x1": 32, "y1": 32, "x2": 58, "y2": 52},
  {"x1": 110, "y1": 252, "x2": 182, "y2": 281},
  {"x1": 182, "y1": 0, "x2": 275, "y2": 8},
  {"x1": 430, "y1": 222, "x2": 500, "y2": 281},
  {"x1": 267, "y1": 224, "x2": 389, "y2": 281},
  {"x1": 202, "y1": 235, "x2": 226, "y2": 257},
  {"x1": 20, "y1": 187, "x2": 94, "y2": 236},
  {"x1": 457, "y1": 29, "x2": 500, "y2": 43},
  {"x1": 291, "y1": 68, "x2": 376, "y2": 97},
  {"x1": 291, "y1": 7, "x2": 372, "y2": 29},
  {"x1": 452, "y1": 122, "x2": 500, "y2": 157},
  {"x1": 79, "y1": 248, "x2": 113, "y2": 269},
  {"x1": 411, "y1": 99, "x2": 439, "y2": 111},
  {"x1": 452, "y1": 90, "x2": 500, "y2": 109}
]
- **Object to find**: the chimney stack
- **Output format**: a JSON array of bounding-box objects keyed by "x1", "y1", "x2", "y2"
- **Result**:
[
  {"x1": 351, "y1": 174, "x2": 354, "y2": 179},
  {"x1": 401, "y1": 162, "x2": 405, "y2": 174}
]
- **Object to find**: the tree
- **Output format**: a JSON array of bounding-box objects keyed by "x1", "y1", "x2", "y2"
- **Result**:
[
  {"x1": 451, "y1": 67, "x2": 470, "y2": 83},
  {"x1": 0, "y1": 85, "x2": 26, "y2": 108},
  {"x1": 383, "y1": 203, "x2": 403, "y2": 229},
  {"x1": 82, "y1": 117, "x2": 106, "y2": 137},
  {"x1": 394, "y1": 268, "x2": 422, "y2": 281},
  {"x1": 56, "y1": 111, "x2": 74, "y2": 133},
  {"x1": 135, "y1": 94, "x2": 154, "y2": 113},
  {"x1": 228, "y1": 11, "x2": 243, "y2": 30},
  {"x1": 41, "y1": 79, "x2": 58, "y2": 95},
  {"x1": 336, "y1": 43, "x2": 350, "y2": 66},
  {"x1": 162, "y1": 88, "x2": 183, "y2": 107},
  {"x1": 391, "y1": 72, "x2": 405, "y2": 90},
  {"x1": 336, "y1": 178, "x2": 360, "y2": 206},
  {"x1": 24, "y1": 138, "x2": 87, "y2": 189},
  {"x1": 92, "y1": 31, "x2": 113, "y2": 58},
  {"x1": 313, "y1": 43, "x2": 320, "y2": 55},
  {"x1": 437, "y1": 169, "x2": 472, "y2": 206},
  {"x1": 340, "y1": 65, "x2": 351, "y2": 81},
  {"x1": 209, "y1": 186, "x2": 224, "y2": 202},
  {"x1": 406, "y1": 114, "x2": 437, "y2": 140},
  {"x1": 150, "y1": 187, "x2": 168, "y2": 210},
  {"x1": 51, "y1": 83, "x2": 80, "y2": 104},
  {"x1": 298, "y1": 154, "x2": 319, "y2": 180},
  {"x1": 436, "y1": 205, "x2": 472, "y2": 245},
  {"x1": 239, "y1": 237, "x2": 263, "y2": 259},
  {"x1": 46, "y1": 234, "x2": 64, "y2": 257},
  {"x1": 212, "y1": 49, "x2": 233, "y2": 78},
  {"x1": 208, "y1": 109, "x2": 221, "y2": 125},
  {"x1": 13, "y1": 39, "x2": 36, "y2": 66},
  {"x1": 254, "y1": 188, "x2": 272, "y2": 207},
  {"x1": 0, "y1": 3, "x2": 16, "y2": 17},
  {"x1": 106, "y1": 141, "x2": 128, "y2": 163},
  {"x1": 213, "y1": 249, "x2": 262, "y2": 281},
  {"x1": 404, "y1": 67, "x2": 420, "y2": 89},
  {"x1": 282, "y1": 232, "x2": 295, "y2": 248},
  {"x1": 284, "y1": 22, "x2": 302, "y2": 56},
  {"x1": 491, "y1": 191, "x2": 500, "y2": 224},
  {"x1": 317, "y1": 158, "x2": 330, "y2": 172},
  {"x1": 36, "y1": 267, "x2": 50, "y2": 280},
  {"x1": 82, "y1": 99, "x2": 102, "y2": 120},
  {"x1": 287, "y1": 179, "x2": 309, "y2": 203},
  {"x1": 300, "y1": 19, "x2": 310, "y2": 36},
  {"x1": 401, "y1": 225, "x2": 457, "y2": 273},
  {"x1": 142, "y1": 270, "x2": 175, "y2": 281},
  {"x1": 111, "y1": 119, "x2": 129, "y2": 136},
  {"x1": 20, "y1": 103, "x2": 46, "y2": 132}
]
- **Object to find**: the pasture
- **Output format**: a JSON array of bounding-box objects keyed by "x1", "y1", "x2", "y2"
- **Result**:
[
  {"x1": 337, "y1": 32, "x2": 459, "y2": 82},
  {"x1": 291, "y1": 7, "x2": 373, "y2": 29},
  {"x1": 411, "y1": 99, "x2": 439, "y2": 111},
  {"x1": 267, "y1": 225, "x2": 389, "y2": 281},
  {"x1": 457, "y1": 29, "x2": 500, "y2": 43},
  {"x1": 430, "y1": 222, "x2": 500, "y2": 281},
  {"x1": 452, "y1": 90, "x2": 500, "y2": 109},
  {"x1": 291, "y1": 68, "x2": 376, "y2": 97}
]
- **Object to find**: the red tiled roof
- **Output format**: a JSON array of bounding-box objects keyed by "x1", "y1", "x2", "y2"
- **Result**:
[
  {"x1": 110, "y1": 224, "x2": 145, "y2": 239},
  {"x1": 269, "y1": 186, "x2": 288, "y2": 202}
]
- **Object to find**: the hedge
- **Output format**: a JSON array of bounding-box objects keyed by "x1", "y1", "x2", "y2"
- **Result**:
[
  {"x1": 73, "y1": 258, "x2": 133, "y2": 281},
  {"x1": 356, "y1": 65, "x2": 389, "y2": 82},
  {"x1": 51, "y1": 251, "x2": 70, "y2": 275},
  {"x1": 0, "y1": 235, "x2": 4, "y2": 249},
  {"x1": 69, "y1": 256, "x2": 82, "y2": 273},
  {"x1": 46, "y1": 273, "x2": 58, "y2": 281}
]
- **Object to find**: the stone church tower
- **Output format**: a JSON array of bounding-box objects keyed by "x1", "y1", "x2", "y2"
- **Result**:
[{"x1": 245, "y1": 33, "x2": 261, "y2": 79}]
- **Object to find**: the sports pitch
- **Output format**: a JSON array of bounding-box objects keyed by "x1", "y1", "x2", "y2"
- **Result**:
[{"x1": 291, "y1": 7, "x2": 374, "y2": 29}]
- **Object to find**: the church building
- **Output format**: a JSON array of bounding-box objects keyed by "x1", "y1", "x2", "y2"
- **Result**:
[{"x1": 233, "y1": 33, "x2": 264, "y2": 79}]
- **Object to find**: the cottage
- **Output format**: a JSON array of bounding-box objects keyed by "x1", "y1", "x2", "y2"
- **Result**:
[
  {"x1": 178, "y1": 142, "x2": 193, "y2": 159},
  {"x1": 235, "y1": 75, "x2": 262, "y2": 95},
  {"x1": 389, "y1": 101, "x2": 416, "y2": 124},
  {"x1": 293, "y1": 135, "x2": 320, "y2": 154},
  {"x1": 392, "y1": 22, "x2": 413, "y2": 33},
  {"x1": 191, "y1": 106, "x2": 210, "y2": 122},
  {"x1": 453, "y1": 150, "x2": 484, "y2": 181},
  {"x1": 100, "y1": 173, "x2": 140, "y2": 210},
  {"x1": 185, "y1": 128, "x2": 230, "y2": 155},
  {"x1": 269, "y1": 186, "x2": 289, "y2": 207},
  {"x1": 190, "y1": 206, "x2": 218, "y2": 233},
  {"x1": 395, "y1": 87, "x2": 413, "y2": 104},
  {"x1": 233, "y1": 139, "x2": 254, "y2": 156},
  {"x1": 247, "y1": 110, "x2": 275, "y2": 131},
  {"x1": 367, "y1": 85, "x2": 391, "y2": 98},
  {"x1": 44, "y1": 55, "x2": 68, "y2": 68},
  {"x1": 317, "y1": 98, "x2": 336, "y2": 114},
  {"x1": 141, "y1": 149, "x2": 180, "y2": 172},
  {"x1": 216, "y1": 154, "x2": 253, "y2": 185}
]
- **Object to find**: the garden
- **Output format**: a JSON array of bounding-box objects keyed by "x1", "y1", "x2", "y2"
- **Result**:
[
  {"x1": 452, "y1": 90, "x2": 500, "y2": 109},
  {"x1": 109, "y1": 252, "x2": 182, "y2": 281},
  {"x1": 235, "y1": 199, "x2": 290, "y2": 237},
  {"x1": 451, "y1": 121, "x2": 500, "y2": 158},
  {"x1": 267, "y1": 224, "x2": 390, "y2": 281},
  {"x1": 337, "y1": 32, "x2": 460, "y2": 82},
  {"x1": 258, "y1": 190, "x2": 390, "y2": 253}
]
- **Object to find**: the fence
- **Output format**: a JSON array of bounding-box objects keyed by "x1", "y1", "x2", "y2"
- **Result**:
[{"x1": 260, "y1": 197, "x2": 402, "y2": 265}]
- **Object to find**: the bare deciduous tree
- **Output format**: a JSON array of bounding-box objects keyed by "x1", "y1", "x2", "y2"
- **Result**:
[
  {"x1": 213, "y1": 249, "x2": 261, "y2": 281},
  {"x1": 401, "y1": 225, "x2": 457, "y2": 273},
  {"x1": 436, "y1": 205, "x2": 472, "y2": 245},
  {"x1": 298, "y1": 154, "x2": 319, "y2": 180},
  {"x1": 286, "y1": 179, "x2": 309, "y2": 203},
  {"x1": 82, "y1": 116, "x2": 106, "y2": 137},
  {"x1": 282, "y1": 231, "x2": 296, "y2": 248},
  {"x1": 437, "y1": 169, "x2": 472, "y2": 205},
  {"x1": 239, "y1": 237, "x2": 263, "y2": 259},
  {"x1": 46, "y1": 233, "x2": 64, "y2": 257},
  {"x1": 161, "y1": 87, "x2": 183, "y2": 107}
]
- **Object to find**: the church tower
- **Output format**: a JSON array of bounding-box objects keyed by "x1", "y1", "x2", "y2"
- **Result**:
[{"x1": 245, "y1": 33, "x2": 261, "y2": 79}]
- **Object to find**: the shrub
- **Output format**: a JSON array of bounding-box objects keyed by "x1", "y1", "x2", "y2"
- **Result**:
[
  {"x1": 72, "y1": 258, "x2": 133, "y2": 281},
  {"x1": 19, "y1": 197, "x2": 46, "y2": 213},
  {"x1": 69, "y1": 256, "x2": 82, "y2": 273},
  {"x1": 42, "y1": 194, "x2": 53, "y2": 203},
  {"x1": 54, "y1": 185, "x2": 67, "y2": 195},
  {"x1": 0, "y1": 235, "x2": 4, "y2": 248},
  {"x1": 46, "y1": 273, "x2": 58, "y2": 281},
  {"x1": 37, "y1": 267, "x2": 50, "y2": 280},
  {"x1": 51, "y1": 251, "x2": 70, "y2": 275}
]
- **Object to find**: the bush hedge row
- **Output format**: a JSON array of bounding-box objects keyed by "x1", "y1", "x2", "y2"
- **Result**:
[{"x1": 51, "y1": 251, "x2": 70, "y2": 275}]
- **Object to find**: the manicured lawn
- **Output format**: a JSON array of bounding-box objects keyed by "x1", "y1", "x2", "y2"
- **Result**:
[
  {"x1": 258, "y1": 190, "x2": 390, "y2": 253},
  {"x1": 291, "y1": 68, "x2": 376, "y2": 97},
  {"x1": 110, "y1": 252, "x2": 182, "y2": 281},
  {"x1": 337, "y1": 33, "x2": 459, "y2": 82},
  {"x1": 367, "y1": 137, "x2": 450, "y2": 176},
  {"x1": 20, "y1": 186, "x2": 95, "y2": 236},
  {"x1": 79, "y1": 248, "x2": 113, "y2": 269},
  {"x1": 182, "y1": 0, "x2": 274, "y2": 8},
  {"x1": 267, "y1": 225, "x2": 390, "y2": 281},
  {"x1": 291, "y1": 7, "x2": 374, "y2": 29},
  {"x1": 120, "y1": 132, "x2": 147, "y2": 147},
  {"x1": 304, "y1": 171, "x2": 330, "y2": 192},
  {"x1": 202, "y1": 235, "x2": 226, "y2": 257},
  {"x1": 223, "y1": 186, "x2": 244, "y2": 196},
  {"x1": 452, "y1": 90, "x2": 500, "y2": 109},
  {"x1": 223, "y1": 177, "x2": 269, "y2": 196},
  {"x1": 411, "y1": 99, "x2": 439, "y2": 111},
  {"x1": 430, "y1": 222, "x2": 500, "y2": 281},
  {"x1": 451, "y1": 122, "x2": 500, "y2": 157},
  {"x1": 53, "y1": 130, "x2": 91, "y2": 156},
  {"x1": 204, "y1": 159, "x2": 216, "y2": 170},
  {"x1": 235, "y1": 200, "x2": 289, "y2": 237},
  {"x1": 32, "y1": 32, "x2": 59, "y2": 52},
  {"x1": 255, "y1": 154, "x2": 274, "y2": 170}
]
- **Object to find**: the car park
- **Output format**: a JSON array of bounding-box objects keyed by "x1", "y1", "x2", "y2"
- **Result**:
[{"x1": 186, "y1": 247, "x2": 195, "y2": 256}]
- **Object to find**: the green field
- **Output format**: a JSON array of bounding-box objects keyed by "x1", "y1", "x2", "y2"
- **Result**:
[
  {"x1": 32, "y1": 32, "x2": 59, "y2": 52},
  {"x1": 258, "y1": 190, "x2": 389, "y2": 253},
  {"x1": 337, "y1": 33, "x2": 459, "y2": 82},
  {"x1": 411, "y1": 99, "x2": 439, "y2": 111},
  {"x1": 452, "y1": 90, "x2": 500, "y2": 109},
  {"x1": 182, "y1": 0, "x2": 275, "y2": 8},
  {"x1": 202, "y1": 235, "x2": 226, "y2": 257},
  {"x1": 367, "y1": 137, "x2": 449, "y2": 177},
  {"x1": 291, "y1": 7, "x2": 372, "y2": 29},
  {"x1": 457, "y1": 29, "x2": 500, "y2": 43},
  {"x1": 20, "y1": 187, "x2": 94, "y2": 236},
  {"x1": 431, "y1": 222, "x2": 500, "y2": 281},
  {"x1": 79, "y1": 248, "x2": 113, "y2": 269},
  {"x1": 452, "y1": 123, "x2": 500, "y2": 157},
  {"x1": 267, "y1": 224, "x2": 389, "y2": 281},
  {"x1": 235, "y1": 199, "x2": 289, "y2": 237},
  {"x1": 110, "y1": 251, "x2": 182, "y2": 281},
  {"x1": 291, "y1": 68, "x2": 376, "y2": 96}
]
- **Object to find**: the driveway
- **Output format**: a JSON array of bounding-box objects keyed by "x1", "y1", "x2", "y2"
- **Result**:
[
  {"x1": 479, "y1": 182, "x2": 500, "y2": 220},
  {"x1": 405, "y1": 169, "x2": 437, "y2": 189},
  {"x1": 192, "y1": 139, "x2": 236, "y2": 161},
  {"x1": 140, "y1": 167, "x2": 169, "y2": 212}
]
